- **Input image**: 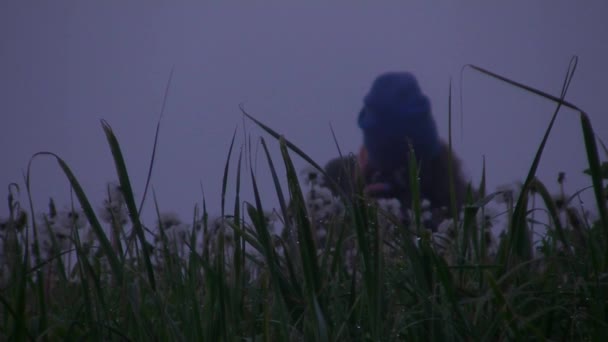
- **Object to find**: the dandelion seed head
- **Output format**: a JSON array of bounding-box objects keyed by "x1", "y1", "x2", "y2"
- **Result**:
[
  {"x1": 158, "y1": 212, "x2": 182, "y2": 230},
  {"x1": 421, "y1": 198, "x2": 431, "y2": 210},
  {"x1": 436, "y1": 219, "x2": 455, "y2": 237},
  {"x1": 99, "y1": 182, "x2": 128, "y2": 225},
  {"x1": 300, "y1": 165, "x2": 323, "y2": 187},
  {"x1": 421, "y1": 209, "x2": 432, "y2": 223},
  {"x1": 376, "y1": 198, "x2": 403, "y2": 220},
  {"x1": 56, "y1": 209, "x2": 87, "y2": 231},
  {"x1": 495, "y1": 181, "x2": 522, "y2": 205},
  {"x1": 306, "y1": 185, "x2": 340, "y2": 221}
]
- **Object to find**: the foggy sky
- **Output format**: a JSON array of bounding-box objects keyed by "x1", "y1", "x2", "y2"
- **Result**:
[{"x1": 1, "y1": 2, "x2": 607, "y2": 227}]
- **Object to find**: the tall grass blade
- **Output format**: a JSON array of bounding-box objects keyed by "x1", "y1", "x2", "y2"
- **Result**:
[
  {"x1": 408, "y1": 143, "x2": 422, "y2": 231},
  {"x1": 221, "y1": 127, "x2": 238, "y2": 218},
  {"x1": 447, "y1": 78, "x2": 460, "y2": 227},
  {"x1": 277, "y1": 137, "x2": 328, "y2": 341},
  {"x1": 580, "y1": 114, "x2": 608, "y2": 266},
  {"x1": 138, "y1": 66, "x2": 174, "y2": 215},
  {"x1": 100, "y1": 120, "x2": 155, "y2": 290},
  {"x1": 241, "y1": 106, "x2": 326, "y2": 177},
  {"x1": 528, "y1": 178, "x2": 571, "y2": 255},
  {"x1": 467, "y1": 58, "x2": 577, "y2": 269},
  {"x1": 259, "y1": 138, "x2": 289, "y2": 229},
  {"x1": 12, "y1": 228, "x2": 29, "y2": 340},
  {"x1": 29, "y1": 152, "x2": 123, "y2": 284},
  {"x1": 23, "y1": 164, "x2": 48, "y2": 337},
  {"x1": 278, "y1": 137, "x2": 322, "y2": 293},
  {"x1": 247, "y1": 165, "x2": 290, "y2": 340},
  {"x1": 231, "y1": 146, "x2": 244, "y2": 334}
]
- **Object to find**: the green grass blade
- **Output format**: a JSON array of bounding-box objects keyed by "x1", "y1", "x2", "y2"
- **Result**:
[
  {"x1": 259, "y1": 138, "x2": 290, "y2": 231},
  {"x1": 70, "y1": 217, "x2": 102, "y2": 340},
  {"x1": 468, "y1": 58, "x2": 577, "y2": 269},
  {"x1": 479, "y1": 156, "x2": 487, "y2": 199},
  {"x1": 247, "y1": 166, "x2": 290, "y2": 339},
  {"x1": 278, "y1": 137, "x2": 322, "y2": 292},
  {"x1": 12, "y1": 228, "x2": 30, "y2": 340},
  {"x1": 23, "y1": 162, "x2": 48, "y2": 338},
  {"x1": 221, "y1": 127, "x2": 238, "y2": 218},
  {"x1": 529, "y1": 178, "x2": 571, "y2": 255},
  {"x1": 29, "y1": 152, "x2": 123, "y2": 284},
  {"x1": 464, "y1": 59, "x2": 583, "y2": 113},
  {"x1": 408, "y1": 143, "x2": 422, "y2": 232},
  {"x1": 138, "y1": 66, "x2": 174, "y2": 216},
  {"x1": 231, "y1": 146, "x2": 244, "y2": 333},
  {"x1": 277, "y1": 136, "x2": 328, "y2": 340},
  {"x1": 447, "y1": 78, "x2": 461, "y2": 227},
  {"x1": 241, "y1": 106, "x2": 327, "y2": 178},
  {"x1": 580, "y1": 113, "x2": 608, "y2": 266},
  {"x1": 100, "y1": 120, "x2": 155, "y2": 290}
]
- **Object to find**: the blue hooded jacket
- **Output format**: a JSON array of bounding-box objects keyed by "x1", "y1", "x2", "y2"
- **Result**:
[{"x1": 358, "y1": 72, "x2": 441, "y2": 171}]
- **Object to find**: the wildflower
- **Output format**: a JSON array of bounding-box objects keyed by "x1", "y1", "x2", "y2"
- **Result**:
[
  {"x1": 154, "y1": 212, "x2": 195, "y2": 258},
  {"x1": 432, "y1": 218, "x2": 456, "y2": 255},
  {"x1": 376, "y1": 198, "x2": 403, "y2": 237},
  {"x1": 158, "y1": 212, "x2": 182, "y2": 230},
  {"x1": 300, "y1": 165, "x2": 323, "y2": 187},
  {"x1": 36, "y1": 208, "x2": 86, "y2": 258},
  {"x1": 495, "y1": 181, "x2": 523, "y2": 206},
  {"x1": 82, "y1": 226, "x2": 98, "y2": 249},
  {"x1": 263, "y1": 210, "x2": 282, "y2": 236},
  {"x1": 421, "y1": 206, "x2": 433, "y2": 224},
  {"x1": 377, "y1": 198, "x2": 403, "y2": 219},
  {"x1": 476, "y1": 206, "x2": 501, "y2": 258},
  {"x1": 204, "y1": 216, "x2": 235, "y2": 258},
  {"x1": 306, "y1": 185, "x2": 343, "y2": 222},
  {"x1": 0, "y1": 210, "x2": 27, "y2": 233},
  {"x1": 56, "y1": 208, "x2": 87, "y2": 231},
  {"x1": 99, "y1": 182, "x2": 128, "y2": 226}
]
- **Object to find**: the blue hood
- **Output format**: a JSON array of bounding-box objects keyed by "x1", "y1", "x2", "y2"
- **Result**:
[{"x1": 358, "y1": 72, "x2": 441, "y2": 170}]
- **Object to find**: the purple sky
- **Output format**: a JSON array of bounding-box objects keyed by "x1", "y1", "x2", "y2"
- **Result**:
[{"x1": 2, "y1": 2, "x2": 607, "y2": 226}]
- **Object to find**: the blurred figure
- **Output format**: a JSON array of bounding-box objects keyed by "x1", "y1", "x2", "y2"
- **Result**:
[
  {"x1": 322, "y1": 72, "x2": 468, "y2": 225},
  {"x1": 357, "y1": 71, "x2": 467, "y2": 214}
]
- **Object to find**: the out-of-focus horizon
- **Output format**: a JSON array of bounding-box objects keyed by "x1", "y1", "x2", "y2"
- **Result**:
[{"x1": 1, "y1": 2, "x2": 607, "y2": 226}]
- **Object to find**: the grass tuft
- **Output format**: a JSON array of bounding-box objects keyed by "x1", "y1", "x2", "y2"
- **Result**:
[{"x1": 1, "y1": 62, "x2": 606, "y2": 340}]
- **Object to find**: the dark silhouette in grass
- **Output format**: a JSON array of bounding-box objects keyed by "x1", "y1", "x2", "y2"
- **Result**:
[{"x1": 323, "y1": 72, "x2": 468, "y2": 228}]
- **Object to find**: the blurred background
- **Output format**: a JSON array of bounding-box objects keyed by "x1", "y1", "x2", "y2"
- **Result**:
[{"x1": 1, "y1": 2, "x2": 607, "y2": 227}]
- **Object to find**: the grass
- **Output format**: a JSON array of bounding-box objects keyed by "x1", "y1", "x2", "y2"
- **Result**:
[{"x1": 1, "y1": 60, "x2": 607, "y2": 341}]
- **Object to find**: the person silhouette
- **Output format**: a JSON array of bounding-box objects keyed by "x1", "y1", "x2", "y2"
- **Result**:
[{"x1": 323, "y1": 72, "x2": 468, "y2": 229}]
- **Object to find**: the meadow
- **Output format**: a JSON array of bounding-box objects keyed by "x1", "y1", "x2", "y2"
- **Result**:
[{"x1": 1, "y1": 60, "x2": 607, "y2": 341}]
